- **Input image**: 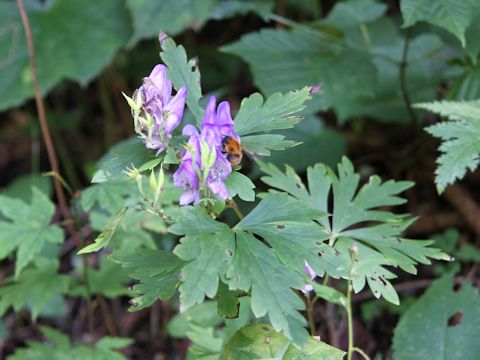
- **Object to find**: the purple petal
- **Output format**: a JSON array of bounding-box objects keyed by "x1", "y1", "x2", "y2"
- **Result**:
[
  {"x1": 202, "y1": 96, "x2": 217, "y2": 127},
  {"x1": 166, "y1": 86, "x2": 187, "y2": 119},
  {"x1": 208, "y1": 180, "x2": 229, "y2": 199},
  {"x1": 148, "y1": 64, "x2": 172, "y2": 104},
  {"x1": 179, "y1": 190, "x2": 200, "y2": 205},
  {"x1": 216, "y1": 101, "x2": 234, "y2": 126},
  {"x1": 304, "y1": 261, "x2": 317, "y2": 280}
]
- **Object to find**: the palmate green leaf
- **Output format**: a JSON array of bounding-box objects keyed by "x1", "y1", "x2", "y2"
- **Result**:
[
  {"x1": 260, "y1": 158, "x2": 449, "y2": 304},
  {"x1": 400, "y1": 0, "x2": 475, "y2": 46},
  {"x1": 0, "y1": 187, "x2": 63, "y2": 277},
  {"x1": 92, "y1": 138, "x2": 157, "y2": 183},
  {"x1": 227, "y1": 231, "x2": 307, "y2": 344},
  {"x1": 171, "y1": 207, "x2": 235, "y2": 311},
  {"x1": 168, "y1": 301, "x2": 223, "y2": 338},
  {"x1": 236, "y1": 193, "x2": 348, "y2": 278},
  {"x1": 0, "y1": 260, "x2": 69, "y2": 319},
  {"x1": 7, "y1": 326, "x2": 132, "y2": 360},
  {"x1": 111, "y1": 248, "x2": 185, "y2": 310},
  {"x1": 393, "y1": 272, "x2": 480, "y2": 360},
  {"x1": 420, "y1": 100, "x2": 480, "y2": 192},
  {"x1": 80, "y1": 180, "x2": 136, "y2": 212},
  {"x1": 160, "y1": 34, "x2": 204, "y2": 122},
  {"x1": 187, "y1": 324, "x2": 224, "y2": 360},
  {"x1": 174, "y1": 231, "x2": 235, "y2": 312},
  {"x1": 0, "y1": 0, "x2": 131, "y2": 111},
  {"x1": 230, "y1": 85, "x2": 315, "y2": 157},
  {"x1": 220, "y1": 323, "x2": 345, "y2": 360}
]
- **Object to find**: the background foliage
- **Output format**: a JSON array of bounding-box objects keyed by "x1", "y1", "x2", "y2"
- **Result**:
[{"x1": 1, "y1": 0, "x2": 480, "y2": 359}]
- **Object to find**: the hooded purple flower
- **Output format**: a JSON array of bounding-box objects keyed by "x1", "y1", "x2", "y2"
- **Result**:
[
  {"x1": 173, "y1": 97, "x2": 240, "y2": 205},
  {"x1": 128, "y1": 64, "x2": 187, "y2": 154},
  {"x1": 303, "y1": 261, "x2": 317, "y2": 293}
]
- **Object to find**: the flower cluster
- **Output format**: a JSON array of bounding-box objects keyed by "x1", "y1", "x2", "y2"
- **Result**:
[
  {"x1": 125, "y1": 64, "x2": 187, "y2": 154},
  {"x1": 173, "y1": 97, "x2": 240, "y2": 205},
  {"x1": 125, "y1": 65, "x2": 241, "y2": 206}
]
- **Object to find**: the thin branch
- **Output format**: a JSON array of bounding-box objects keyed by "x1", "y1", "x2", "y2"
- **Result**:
[
  {"x1": 16, "y1": 0, "x2": 75, "y2": 237},
  {"x1": 228, "y1": 198, "x2": 245, "y2": 220}
]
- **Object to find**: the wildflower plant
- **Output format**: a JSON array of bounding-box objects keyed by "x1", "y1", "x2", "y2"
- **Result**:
[{"x1": 72, "y1": 33, "x2": 450, "y2": 357}]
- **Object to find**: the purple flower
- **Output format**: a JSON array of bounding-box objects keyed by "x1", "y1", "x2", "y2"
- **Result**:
[
  {"x1": 303, "y1": 261, "x2": 317, "y2": 293},
  {"x1": 173, "y1": 97, "x2": 240, "y2": 205},
  {"x1": 127, "y1": 64, "x2": 187, "y2": 154}
]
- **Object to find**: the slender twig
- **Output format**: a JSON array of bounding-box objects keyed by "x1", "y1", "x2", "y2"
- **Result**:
[
  {"x1": 228, "y1": 198, "x2": 245, "y2": 220},
  {"x1": 399, "y1": 29, "x2": 418, "y2": 128},
  {"x1": 16, "y1": 0, "x2": 75, "y2": 237},
  {"x1": 98, "y1": 296, "x2": 118, "y2": 336}
]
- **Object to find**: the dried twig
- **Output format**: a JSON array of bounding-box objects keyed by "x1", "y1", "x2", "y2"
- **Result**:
[{"x1": 444, "y1": 184, "x2": 480, "y2": 237}]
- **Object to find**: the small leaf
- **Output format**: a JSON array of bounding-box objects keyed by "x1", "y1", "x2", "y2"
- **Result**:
[
  {"x1": 78, "y1": 207, "x2": 128, "y2": 254},
  {"x1": 225, "y1": 172, "x2": 256, "y2": 202},
  {"x1": 216, "y1": 282, "x2": 240, "y2": 319}
]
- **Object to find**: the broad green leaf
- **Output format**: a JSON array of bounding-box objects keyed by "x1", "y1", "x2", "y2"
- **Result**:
[
  {"x1": 420, "y1": 100, "x2": 480, "y2": 192},
  {"x1": 78, "y1": 207, "x2": 128, "y2": 254},
  {"x1": 220, "y1": 323, "x2": 345, "y2": 360},
  {"x1": 127, "y1": 0, "x2": 215, "y2": 46},
  {"x1": 400, "y1": 0, "x2": 474, "y2": 46},
  {"x1": 210, "y1": 1, "x2": 273, "y2": 21},
  {"x1": 160, "y1": 34, "x2": 204, "y2": 122},
  {"x1": 0, "y1": 260, "x2": 69, "y2": 319},
  {"x1": 260, "y1": 158, "x2": 449, "y2": 304},
  {"x1": 7, "y1": 326, "x2": 132, "y2": 360},
  {"x1": 0, "y1": 187, "x2": 63, "y2": 277},
  {"x1": 222, "y1": 28, "x2": 377, "y2": 122},
  {"x1": 464, "y1": 7, "x2": 480, "y2": 63},
  {"x1": 174, "y1": 230, "x2": 235, "y2": 311},
  {"x1": 0, "y1": 0, "x2": 131, "y2": 111},
  {"x1": 227, "y1": 231, "x2": 307, "y2": 344},
  {"x1": 91, "y1": 138, "x2": 157, "y2": 183},
  {"x1": 225, "y1": 171, "x2": 256, "y2": 202},
  {"x1": 111, "y1": 248, "x2": 185, "y2": 310},
  {"x1": 393, "y1": 272, "x2": 480, "y2": 360}
]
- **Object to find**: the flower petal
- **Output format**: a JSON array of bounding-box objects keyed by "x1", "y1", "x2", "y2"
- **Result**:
[{"x1": 148, "y1": 64, "x2": 172, "y2": 104}]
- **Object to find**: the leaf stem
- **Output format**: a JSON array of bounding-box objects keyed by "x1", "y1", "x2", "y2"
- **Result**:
[
  {"x1": 228, "y1": 198, "x2": 244, "y2": 220},
  {"x1": 399, "y1": 29, "x2": 418, "y2": 128}
]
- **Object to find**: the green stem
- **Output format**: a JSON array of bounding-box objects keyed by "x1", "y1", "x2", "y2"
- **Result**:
[
  {"x1": 311, "y1": 0, "x2": 321, "y2": 19},
  {"x1": 306, "y1": 292, "x2": 316, "y2": 336},
  {"x1": 353, "y1": 347, "x2": 371, "y2": 360},
  {"x1": 359, "y1": 23, "x2": 372, "y2": 51},
  {"x1": 346, "y1": 279, "x2": 353, "y2": 360},
  {"x1": 399, "y1": 29, "x2": 418, "y2": 128}
]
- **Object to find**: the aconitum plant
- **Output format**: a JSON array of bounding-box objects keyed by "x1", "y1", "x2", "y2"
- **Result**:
[{"x1": 74, "y1": 33, "x2": 450, "y2": 359}]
